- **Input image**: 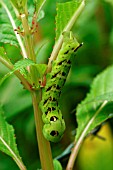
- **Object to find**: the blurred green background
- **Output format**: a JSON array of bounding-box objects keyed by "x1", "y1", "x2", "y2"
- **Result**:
[{"x1": 0, "y1": 0, "x2": 113, "y2": 170}]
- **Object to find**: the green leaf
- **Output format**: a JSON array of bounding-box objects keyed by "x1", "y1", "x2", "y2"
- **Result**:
[
  {"x1": 53, "y1": 159, "x2": 62, "y2": 170},
  {"x1": 0, "y1": 77, "x2": 32, "y2": 118},
  {"x1": 105, "y1": 0, "x2": 113, "y2": 6},
  {"x1": 0, "y1": 58, "x2": 34, "y2": 86},
  {"x1": 12, "y1": 58, "x2": 34, "y2": 71},
  {"x1": 35, "y1": 64, "x2": 47, "y2": 77},
  {"x1": 0, "y1": 57, "x2": 47, "y2": 86},
  {"x1": 0, "y1": 107, "x2": 26, "y2": 169},
  {"x1": 37, "y1": 10, "x2": 45, "y2": 22},
  {"x1": 0, "y1": 46, "x2": 11, "y2": 62},
  {"x1": 55, "y1": 0, "x2": 85, "y2": 41},
  {"x1": 0, "y1": 46, "x2": 13, "y2": 70},
  {"x1": 0, "y1": 47, "x2": 13, "y2": 85},
  {"x1": 0, "y1": 72, "x2": 11, "y2": 86},
  {"x1": 12, "y1": 59, "x2": 47, "y2": 80},
  {"x1": 34, "y1": 0, "x2": 46, "y2": 15},
  {"x1": 0, "y1": 0, "x2": 28, "y2": 60},
  {"x1": 76, "y1": 65, "x2": 113, "y2": 141},
  {"x1": 0, "y1": 1, "x2": 20, "y2": 47}
]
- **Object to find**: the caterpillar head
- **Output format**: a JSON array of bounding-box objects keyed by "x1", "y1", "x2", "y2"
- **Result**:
[
  {"x1": 43, "y1": 119, "x2": 66, "y2": 142},
  {"x1": 61, "y1": 31, "x2": 80, "y2": 55}
]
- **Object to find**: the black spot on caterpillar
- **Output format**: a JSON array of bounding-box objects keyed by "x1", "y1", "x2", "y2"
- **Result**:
[
  {"x1": 64, "y1": 50, "x2": 69, "y2": 54},
  {"x1": 40, "y1": 31, "x2": 82, "y2": 142},
  {"x1": 50, "y1": 130, "x2": 59, "y2": 137}
]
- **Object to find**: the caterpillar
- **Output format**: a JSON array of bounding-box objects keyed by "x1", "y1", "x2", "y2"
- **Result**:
[{"x1": 40, "y1": 31, "x2": 82, "y2": 142}]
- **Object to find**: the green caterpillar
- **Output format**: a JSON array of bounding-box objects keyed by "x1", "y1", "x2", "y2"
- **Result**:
[{"x1": 40, "y1": 31, "x2": 82, "y2": 142}]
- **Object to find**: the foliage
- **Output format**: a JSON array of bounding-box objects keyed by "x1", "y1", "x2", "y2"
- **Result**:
[
  {"x1": 0, "y1": 107, "x2": 26, "y2": 170},
  {"x1": 0, "y1": 0, "x2": 113, "y2": 170},
  {"x1": 76, "y1": 65, "x2": 113, "y2": 141}
]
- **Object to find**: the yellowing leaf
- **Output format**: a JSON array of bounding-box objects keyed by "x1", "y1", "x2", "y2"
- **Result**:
[{"x1": 77, "y1": 124, "x2": 113, "y2": 170}]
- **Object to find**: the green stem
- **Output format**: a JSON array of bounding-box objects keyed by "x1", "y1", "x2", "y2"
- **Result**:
[
  {"x1": 47, "y1": 0, "x2": 85, "y2": 73},
  {"x1": 21, "y1": 12, "x2": 53, "y2": 170},
  {"x1": 21, "y1": 14, "x2": 38, "y2": 85},
  {"x1": 31, "y1": 91, "x2": 54, "y2": 170},
  {"x1": 21, "y1": 14, "x2": 35, "y2": 62},
  {"x1": 66, "y1": 100, "x2": 108, "y2": 170}
]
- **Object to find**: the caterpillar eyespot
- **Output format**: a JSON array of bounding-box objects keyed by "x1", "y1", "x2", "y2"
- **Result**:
[
  {"x1": 40, "y1": 31, "x2": 82, "y2": 142},
  {"x1": 50, "y1": 116, "x2": 58, "y2": 122},
  {"x1": 51, "y1": 131, "x2": 59, "y2": 137}
]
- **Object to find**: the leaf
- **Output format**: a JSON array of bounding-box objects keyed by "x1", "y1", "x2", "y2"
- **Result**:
[
  {"x1": 0, "y1": 46, "x2": 13, "y2": 70},
  {"x1": 35, "y1": 64, "x2": 47, "y2": 77},
  {"x1": 0, "y1": 57, "x2": 47, "y2": 86},
  {"x1": 0, "y1": 47, "x2": 13, "y2": 85},
  {"x1": 37, "y1": 10, "x2": 45, "y2": 22},
  {"x1": 0, "y1": 77, "x2": 32, "y2": 118},
  {"x1": 0, "y1": 1, "x2": 20, "y2": 47},
  {"x1": 76, "y1": 65, "x2": 113, "y2": 141},
  {"x1": 0, "y1": 72, "x2": 11, "y2": 86},
  {"x1": 77, "y1": 124, "x2": 113, "y2": 170},
  {"x1": 12, "y1": 59, "x2": 47, "y2": 79},
  {"x1": 47, "y1": 0, "x2": 85, "y2": 71},
  {"x1": 0, "y1": 46, "x2": 11, "y2": 63},
  {"x1": 55, "y1": 0, "x2": 85, "y2": 41},
  {"x1": 105, "y1": 0, "x2": 113, "y2": 6},
  {"x1": 0, "y1": 23, "x2": 18, "y2": 46},
  {"x1": 0, "y1": 58, "x2": 35, "y2": 86},
  {"x1": 13, "y1": 59, "x2": 47, "y2": 76},
  {"x1": 34, "y1": 0, "x2": 46, "y2": 16},
  {"x1": 53, "y1": 159, "x2": 62, "y2": 170},
  {"x1": 0, "y1": 107, "x2": 26, "y2": 169},
  {"x1": 12, "y1": 58, "x2": 34, "y2": 71}
]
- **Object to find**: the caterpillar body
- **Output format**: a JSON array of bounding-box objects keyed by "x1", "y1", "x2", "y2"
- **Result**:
[{"x1": 40, "y1": 31, "x2": 82, "y2": 142}]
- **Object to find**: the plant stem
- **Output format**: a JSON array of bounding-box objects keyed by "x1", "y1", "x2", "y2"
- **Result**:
[
  {"x1": 21, "y1": 12, "x2": 54, "y2": 170},
  {"x1": 66, "y1": 100, "x2": 108, "y2": 170},
  {"x1": 31, "y1": 91, "x2": 54, "y2": 170},
  {"x1": 21, "y1": 14, "x2": 38, "y2": 85},
  {"x1": 14, "y1": 159, "x2": 27, "y2": 170},
  {"x1": 21, "y1": 14, "x2": 35, "y2": 62},
  {"x1": 47, "y1": 0, "x2": 85, "y2": 73}
]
